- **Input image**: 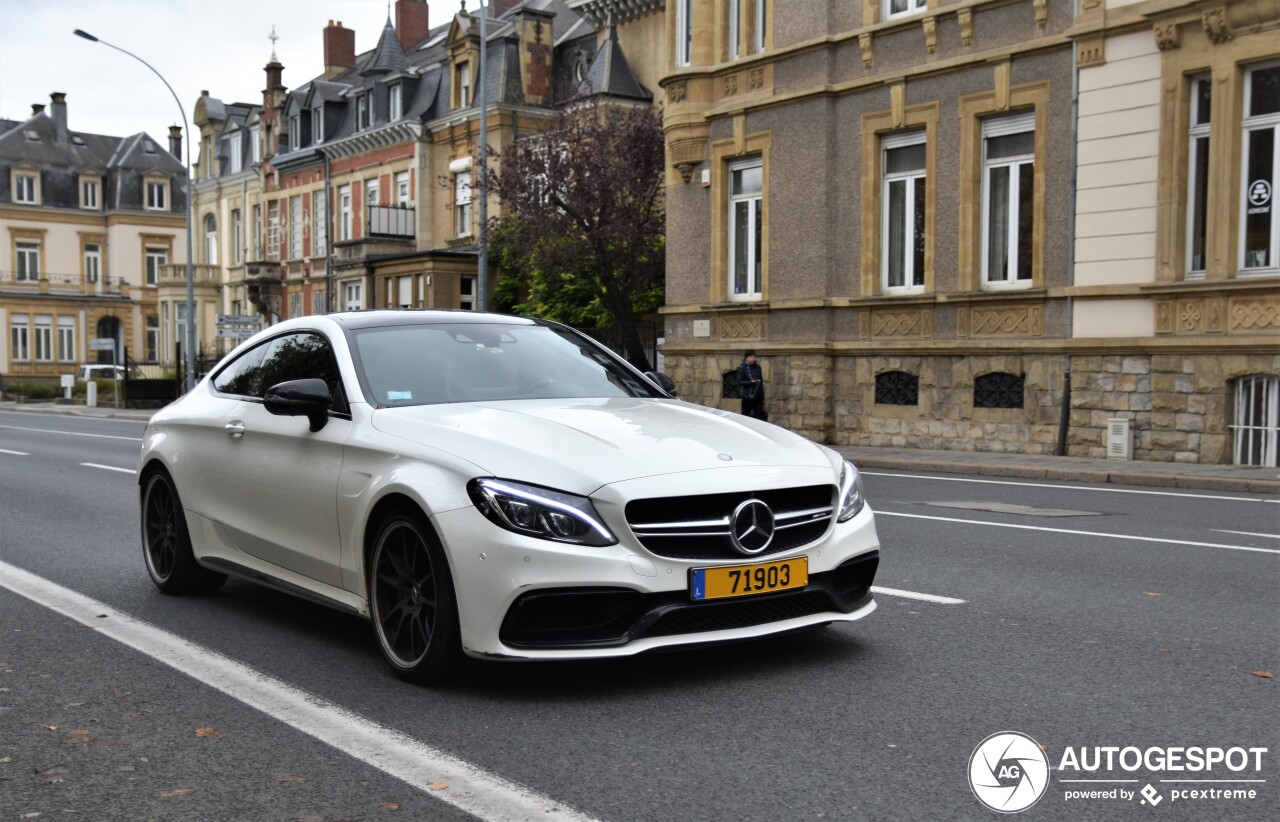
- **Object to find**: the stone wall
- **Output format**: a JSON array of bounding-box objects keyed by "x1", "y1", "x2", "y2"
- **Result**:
[{"x1": 662, "y1": 349, "x2": 1280, "y2": 465}]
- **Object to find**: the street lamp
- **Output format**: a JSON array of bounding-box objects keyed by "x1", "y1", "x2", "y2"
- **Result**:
[
  {"x1": 477, "y1": 1, "x2": 489, "y2": 311},
  {"x1": 74, "y1": 28, "x2": 197, "y2": 392}
]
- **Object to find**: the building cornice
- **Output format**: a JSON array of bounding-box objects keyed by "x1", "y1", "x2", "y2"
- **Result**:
[{"x1": 318, "y1": 122, "x2": 423, "y2": 161}]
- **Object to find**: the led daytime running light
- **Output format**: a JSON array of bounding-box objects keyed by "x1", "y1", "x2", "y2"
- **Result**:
[{"x1": 473, "y1": 478, "x2": 616, "y2": 544}]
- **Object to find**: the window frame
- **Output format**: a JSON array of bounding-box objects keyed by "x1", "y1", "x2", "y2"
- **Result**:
[
  {"x1": 1239, "y1": 62, "x2": 1280, "y2": 276},
  {"x1": 10, "y1": 314, "x2": 30, "y2": 362},
  {"x1": 311, "y1": 107, "x2": 325, "y2": 145},
  {"x1": 145, "y1": 179, "x2": 168, "y2": 211},
  {"x1": 57, "y1": 316, "x2": 75, "y2": 363},
  {"x1": 338, "y1": 185, "x2": 352, "y2": 241},
  {"x1": 881, "y1": 130, "x2": 928, "y2": 294},
  {"x1": 204, "y1": 213, "x2": 219, "y2": 265},
  {"x1": 290, "y1": 195, "x2": 303, "y2": 260},
  {"x1": 454, "y1": 171, "x2": 473, "y2": 237},
  {"x1": 232, "y1": 208, "x2": 243, "y2": 264},
  {"x1": 33, "y1": 315, "x2": 53, "y2": 362},
  {"x1": 145, "y1": 246, "x2": 168, "y2": 286},
  {"x1": 228, "y1": 132, "x2": 243, "y2": 173},
  {"x1": 676, "y1": 0, "x2": 692, "y2": 67},
  {"x1": 13, "y1": 171, "x2": 38, "y2": 205},
  {"x1": 312, "y1": 190, "x2": 327, "y2": 257},
  {"x1": 1232, "y1": 374, "x2": 1279, "y2": 467},
  {"x1": 885, "y1": 0, "x2": 928, "y2": 22},
  {"x1": 15, "y1": 241, "x2": 41, "y2": 281},
  {"x1": 727, "y1": 157, "x2": 763, "y2": 301},
  {"x1": 458, "y1": 62, "x2": 472, "y2": 109},
  {"x1": 80, "y1": 176, "x2": 100, "y2": 210},
  {"x1": 395, "y1": 171, "x2": 411, "y2": 206},
  {"x1": 83, "y1": 242, "x2": 103, "y2": 291},
  {"x1": 344, "y1": 281, "x2": 363, "y2": 311},
  {"x1": 1186, "y1": 74, "x2": 1213, "y2": 278},
  {"x1": 389, "y1": 84, "x2": 403, "y2": 121},
  {"x1": 980, "y1": 111, "x2": 1037, "y2": 290}
]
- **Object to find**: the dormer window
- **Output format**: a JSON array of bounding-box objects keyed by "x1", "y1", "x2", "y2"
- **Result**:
[
  {"x1": 80, "y1": 176, "x2": 100, "y2": 210},
  {"x1": 145, "y1": 179, "x2": 168, "y2": 211},
  {"x1": 389, "y1": 84, "x2": 403, "y2": 121},
  {"x1": 13, "y1": 171, "x2": 39, "y2": 205},
  {"x1": 250, "y1": 126, "x2": 261, "y2": 164},
  {"x1": 458, "y1": 62, "x2": 471, "y2": 109},
  {"x1": 356, "y1": 94, "x2": 370, "y2": 130},
  {"x1": 311, "y1": 107, "x2": 325, "y2": 144},
  {"x1": 289, "y1": 114, "x2": 301, "y2": 149},
  {"x1": 228, "y1": 132, "x2": 242, "y2": 173}
]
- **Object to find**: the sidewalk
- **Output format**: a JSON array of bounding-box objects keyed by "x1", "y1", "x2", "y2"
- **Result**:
[{"x1": 4, "y1": 400, "x2": 1278, "y2": 495}]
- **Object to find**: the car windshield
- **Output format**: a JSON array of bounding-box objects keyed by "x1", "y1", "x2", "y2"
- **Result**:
[{"x1": 350, "y1": 322, "x2": 662, "y2": 407}]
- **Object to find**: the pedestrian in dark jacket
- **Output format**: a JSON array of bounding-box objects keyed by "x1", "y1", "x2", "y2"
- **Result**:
[{"x1": 737, "y1": 350, "x2": 766, "y2": 420}]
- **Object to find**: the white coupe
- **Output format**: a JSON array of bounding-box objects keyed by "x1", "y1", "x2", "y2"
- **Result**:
[{"x1": 139, "y1": 311, "x2": 880, "y2": 683}]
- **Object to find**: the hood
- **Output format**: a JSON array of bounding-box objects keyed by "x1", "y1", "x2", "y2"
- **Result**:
[{"x1": 369, "y1": 398, "x2": 834, "y2": 494}]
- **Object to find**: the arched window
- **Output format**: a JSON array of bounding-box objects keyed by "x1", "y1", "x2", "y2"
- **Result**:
[
  {"x1": 204, "y1": 214, "x2": 218, "y2": 265},
  {"x1": 875, "y1": 371, "x2": 919, "y2": 406}
]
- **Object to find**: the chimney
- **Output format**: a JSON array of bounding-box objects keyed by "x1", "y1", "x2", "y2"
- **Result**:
[
  {"x1": 31, "y1": 103, "x2": 45, "y2": 116},
  {"x1": 514, "y1": 8, "x2": 555, "y2": 106},
  {"x1": 324, "y1": 20, "x2": 356, "y2": 79},
  {"x1": 263, "y1": 58, "x2": 287, "y2": 162},
  {"x1": 168, "y1": 125, "x2": 183, "y2": 161},
  {"x1": 395, "y1": 1, "x2": 430, "y2": 51},
  {"x1": 50, "y1": 92, "x2": 68, "y2": 142},
  {"x1": 489, "y1": 0, "x2": 519, "y2": 17}
]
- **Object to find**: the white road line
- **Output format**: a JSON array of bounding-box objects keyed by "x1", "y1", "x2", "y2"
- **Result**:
[
  {"x1": 861, "y1": 471, "x2": 1269, "y2": 503},
  {"x1": 0, "y1": 424, "x2": 141, "y2": 442},
  {"x1": 870, "y1": 586, "x2": 966, "y2": 605},
  {"x1": 1213, "y1": 529, "x2": 1280, "y2": 540},
  {"x1": 0, "y1": 448, "x2": 30, "y2": 455},
  {"x1": 81, "y1": 462, "x2": 136, "y2": 474},
  {"x1": 877, "y1": 510, "x2": 1280, "y2": 556},
  {"x1": 0, "y1": 561, "x2": 601, "y2": 822}
]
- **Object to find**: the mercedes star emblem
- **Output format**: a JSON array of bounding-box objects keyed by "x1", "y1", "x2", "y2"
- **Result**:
[{"x1": 730, "y1": 499, "x2": 776, "y2": 555}]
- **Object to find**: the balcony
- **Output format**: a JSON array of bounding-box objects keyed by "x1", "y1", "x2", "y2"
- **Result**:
[
  {"x1": 0, "y1": 270, "x2": 132, "y2": 299},
  {"x1": 156, "y1": 263, "x2": 220, "y2": 287}
]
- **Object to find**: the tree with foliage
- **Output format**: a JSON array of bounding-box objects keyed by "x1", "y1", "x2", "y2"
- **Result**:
[{"x1": 487, "y1": 103, "x2": 665, "y2": 371}]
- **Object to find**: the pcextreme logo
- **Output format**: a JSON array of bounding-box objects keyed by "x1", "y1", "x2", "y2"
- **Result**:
[{"x1": 969, "y1": 733, "x2": 1269, "y2": 813}]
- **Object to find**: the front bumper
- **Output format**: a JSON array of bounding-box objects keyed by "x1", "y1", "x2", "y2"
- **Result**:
[{"x1": 430, "y1": 473, "x2": 881, "y2": 660}]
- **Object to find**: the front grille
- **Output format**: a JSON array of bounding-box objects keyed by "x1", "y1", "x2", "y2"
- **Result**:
[
  {"x1": 499, "y1": 552, "x2": 878, "y2": 650},
  {"x1": 625, "y1": 484, "x2": 835, "y2": 560}
]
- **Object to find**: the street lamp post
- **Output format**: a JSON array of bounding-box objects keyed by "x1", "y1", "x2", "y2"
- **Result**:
[
  {"x1": 74, "y1": 29, "x2": 197, "y2": 392},
  {"x1": 477, "y1": 1, "x2": 489, "y2": 311}
]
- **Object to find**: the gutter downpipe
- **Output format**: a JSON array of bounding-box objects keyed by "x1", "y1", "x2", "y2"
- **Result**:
[
  {"x1": 324, "y1": 151, "x2": 334, "y2": 312},
  {"x1": 1056, "y1": 1, "x2": 1081, "y2": 457}
]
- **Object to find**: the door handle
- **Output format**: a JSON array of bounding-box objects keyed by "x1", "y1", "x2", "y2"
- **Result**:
[{"x1": 225, "y1": 420, "x2": 245, "y2": 438}]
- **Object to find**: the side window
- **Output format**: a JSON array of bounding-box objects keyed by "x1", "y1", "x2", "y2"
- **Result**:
[
  {"x1": 254, "y1": 333, "x2": 345, "y2": 411},
  {"x1": 213, "y1": 343, "x2": 268, "y2": 397},
  {"x1": 212, "y1": 332, "x2": 345, "y2": 411}
]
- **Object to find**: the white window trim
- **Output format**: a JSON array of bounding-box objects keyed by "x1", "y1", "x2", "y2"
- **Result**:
[
  {"x1": 753, "y1": 0, "x2": 765, "y2": 53},
  {"x1": 344, "y1": 281, "x2": 363, "y2": 311},
  {"x1": 205, "y1": 214, "x2": 219, "y2": 265},
  {"x1": 57, "y1": 316, "x2": 75, "y2": 363},
  {"x1": 13, "y1": 171, "x2": 38, "y2": 205},
  {"x1": 145, "y1": 247, "x2": 167, "y2": 286},
  {"x1": 11, "y1": 314, "x2": 30, "y2": 362},
  {"x1": 1239, "y1": 62, "x2": 1280, "y2": 277},
  {"x1": 885, "y1": 0, "x2": 928, "y2": 22},
  {"x1": 676, "y1": 0, "x2": 692, "y2": 67},
  {"x1": 1186, "y1": 75, "x2": 1212, "y2": 280},
  {"x1": 228, "y1": 132, "x2": 243, "y2": 173},
  {"x1": 16, "y1": 242, "x2": 41, "y2": 281},
  {"x1": 290, "y1": 195, "x2": 303, "y2": 260},
  {"x1": 338, "y1": 185, "x2": 353, "y2": 241},
  {"x1": 455, "y1": 171, "x2": 473, "y2": 237},
  {"x1": 727, "y1": 157, "x2": 763, "y2": 301},
  {"x1": 232, "y1": 209, "x2": 243, "y2": 264},
  {"x1": 311, "y1": 108, "x2": 325, "y2": 145},
  {"x1": 80, "y1": 176, "x2": 100, "y2": 210},
  {"x1": 389, "y1": 85, "x2": 403, "y2": 121},
  {"x1": 84, "y1": 243, "x2": 102, "y2": 292},
  {"x1": 312, "y1": 190, "x2": 328, "y2": 257},
  {"x1": 881, "y1": 130, "x2": 927, "y2": 295},
  {"x1": 395, "y1": 172, "x2": 411, "y2": 206},
  {"x1": 980, "y1": 111, "x2": 1036, "y2": 290},
  {"x1": 145, "y1": 179, "x2": 168, "y2": 211},
  {"x1": 728, "y1": 0, "x2": 740, "y2": 60},
  {"x1": 289, "y1": 115, "x2": 301, "y2": 150},
  {"x1": 250, "y1": 126, "x2": 261, "y2": 164},
  {"x1": 33, "y1": 315, "x2": 53, "y2": 362},
  {"x1": 458, "y1": 63, "x2": 472, "y2": 109},
  {"x1": 1232, "y1": 375, "x2": 1279, "y2": 467}
]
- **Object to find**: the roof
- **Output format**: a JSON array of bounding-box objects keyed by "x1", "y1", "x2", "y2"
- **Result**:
[
  {"x1": 575, "y1": 21, "x2": 652, "y2": 102},
  {"x1": 361, "y1": 18, "x2": 412, "y2": 76}
]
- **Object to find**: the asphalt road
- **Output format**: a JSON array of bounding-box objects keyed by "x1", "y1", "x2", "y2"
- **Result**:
[{"x1": 1, "y1": 409, "x2": 1277, "y2": 821}]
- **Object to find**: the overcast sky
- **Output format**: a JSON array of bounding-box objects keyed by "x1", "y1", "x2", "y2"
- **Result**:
[{"x1": 0, "y1": 0, "x2": 462, "y2": 160}]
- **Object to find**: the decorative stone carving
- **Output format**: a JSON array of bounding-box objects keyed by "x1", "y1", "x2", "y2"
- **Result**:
[
  {"x1": 721, "y1": 315, "x2": 765, "y2": 340},
  {"x1": 970, "y1": 305, "x2": 1044, "y2": 337},
  {"x1": 923, "y1": 17, "x2": 937, "y2": 54},
  {"x1": 1155, "y1": 300, "x2": 1175, "y2": 334},
  {"x1": 668, "y1": 81, "x2": 687, "y2": 103},
  {"x1": 859, "y1": 33, "x2": 873, "y2": 70},
  {"x1": 871, "y1": 309, "x2": 931, "y2": 338},
  {"x1": 669, "y1": 137, "x2": 706, "y2": 184},
  {"x1": 1179, "y1": 300, "x2": 1203, "y2": 332},
  {"x1": 1230, "y1": 298, "x2": 1280, "y2": 331},
  {"x1": 1201, "y1": 5, "x2": 1233, "y2": 43},
  {"x1": 749, "y1": 68, "x2": 764, "y2": 91},
  {"x1": 1033, "y1": 0, "x2": 1048, "y2": 29},
  {"x1": 723, "y1": 74, "x2": 738, "y2": 97},
  {"x1": 1077, "y1": 36, "x2": 1105, "y2": 68},
  {"x1": 958, "y1": 9, "x2": 974, "y2": 47},
  {"x1": 1154, "y1": 21, "x2": 1181, "y2": 51},
  {"x1": 1205, "y1": 298, "x2": 1226, "y2": 333}
]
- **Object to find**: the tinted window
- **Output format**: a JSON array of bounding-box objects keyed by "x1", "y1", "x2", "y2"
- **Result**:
[
  {"x1": 351, "y1": 323, "x2": 661, "y2": 407},
  {"x1": 213, "y1": 332, "x2": 344, "y2": 410}
]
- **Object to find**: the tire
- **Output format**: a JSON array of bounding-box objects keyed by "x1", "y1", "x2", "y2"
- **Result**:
[
  {"x1": 368, "y1": 508, "x2": 464, "y2": 684},
  {"x1": 140, "y1": 469, "x2": 227, "y2": 594}
]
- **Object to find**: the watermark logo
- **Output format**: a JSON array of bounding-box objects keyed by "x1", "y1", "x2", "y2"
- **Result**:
[
  {"x1": 969, "y1": 731, "x2": 1051, "y2": 813},
  {"x1": 1140, "y1": 784, "x2": 1163, "y2": 807}
]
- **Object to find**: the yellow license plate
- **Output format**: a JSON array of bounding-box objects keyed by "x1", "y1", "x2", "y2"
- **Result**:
[{"x1": 690, "y1": 557, "x2": 808, "y2": 601}]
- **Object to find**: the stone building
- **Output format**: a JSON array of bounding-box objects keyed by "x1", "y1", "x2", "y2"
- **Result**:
[
  {"x1": 650, "y1": 0, "x2": 1278, "y2": 465},
  {"x1": 0, "y1": 93, "x2": 188, "y2": 382}
]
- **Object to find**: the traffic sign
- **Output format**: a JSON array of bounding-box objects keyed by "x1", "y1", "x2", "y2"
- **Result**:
[
  {"x1": 90, "y1": 337, "x2": 115, "y2": 351},
  {"x1": 216, "y1": 314, "x2": 261, "y2": 325},
  {"x1": 216, "y1": 328, "x2": 257, "y2": 339}
]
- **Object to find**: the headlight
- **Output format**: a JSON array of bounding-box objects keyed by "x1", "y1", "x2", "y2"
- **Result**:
[
  {"x1": 836, "y1": 461, "x2": 865, "y2": 523},
  {"x1": 467, "y1": 478, "x2": 617, "y2": 546}
]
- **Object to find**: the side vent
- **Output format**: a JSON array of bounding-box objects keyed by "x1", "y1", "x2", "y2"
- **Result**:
[{"x1": 1106, "y1": 417, "x2": 1133, "y2": 460}]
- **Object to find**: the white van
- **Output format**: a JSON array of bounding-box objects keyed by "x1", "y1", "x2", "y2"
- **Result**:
[{"x1": 79, "y1": 364, "x2": 127, "y2": 382}]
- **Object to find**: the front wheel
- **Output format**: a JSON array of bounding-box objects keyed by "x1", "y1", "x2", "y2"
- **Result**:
[
  {"x1": 140, "y1": 470, "x2": 226, "y2": 594},
  {"x1": 368, "y1": 509, "x2": 463, "y2": 684}
]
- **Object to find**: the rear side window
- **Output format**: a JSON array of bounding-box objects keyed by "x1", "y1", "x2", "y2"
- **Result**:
[{"x1": 212, "y1": 332, "x2": 345, "y2": 411}]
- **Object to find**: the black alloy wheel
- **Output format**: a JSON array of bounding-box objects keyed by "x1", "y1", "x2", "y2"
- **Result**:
[
  {"x1": 369, "y1": 511, "x2": 462, "y2": 684},
  {"x1": 140, "y1": 470, "x2": 226, "y2": 594}
]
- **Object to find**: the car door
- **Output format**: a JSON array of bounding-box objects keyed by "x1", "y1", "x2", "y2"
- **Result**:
[{"x1": 205, "y1": 331, "x2": 350, "y2": 588}]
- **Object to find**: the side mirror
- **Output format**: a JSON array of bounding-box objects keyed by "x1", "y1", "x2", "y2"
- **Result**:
[
  {"x1": 645, "y1": 371, "x2": 677, "y2": 397},
  {"x1": 263, "y1": 378, "x2": 331, "y2": 432}
]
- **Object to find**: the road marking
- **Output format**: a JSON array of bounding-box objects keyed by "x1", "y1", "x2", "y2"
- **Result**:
[
  {"x1": 81, "y1": 462, "x2": 135, "y2": 474},
  {"x1": 861, "y1": 471, "x2": 1270, "y2": 503},
  {"x1": 0, "y1": 424, "x2": 141, "y2": 442},
  {"x1": 0, "y1": 448, "x2": 29, "y2": 456},
  {"x1": 0, "y1": 561, "x2": 601, "y2": 822},
  {"x1": 1213, "y1": 529, "x2": 1280, "y2": 540},
  {"x1": 870, "y1": 586, "x2": 966, "y2": 605},
  {"x1": 877, "y1": 511, "x2": 1280, "y2": 556}
]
